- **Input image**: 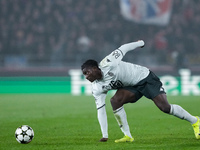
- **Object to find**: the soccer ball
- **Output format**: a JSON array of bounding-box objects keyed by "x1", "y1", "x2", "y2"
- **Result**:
[{"x1": 15, "y1": 125, "x2": 34, "y2": 144}]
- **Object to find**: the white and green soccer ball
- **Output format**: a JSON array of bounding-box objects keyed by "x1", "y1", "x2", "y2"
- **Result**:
[{"x1": 15, "y1": 125, "x2": 34, "y2": 144}]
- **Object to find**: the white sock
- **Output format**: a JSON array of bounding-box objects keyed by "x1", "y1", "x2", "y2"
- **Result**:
[
  {"x1": 114, "y1": 106, "x2": 132, "y2": 138},
  {"x1": 170, "y1": 104, "x2": 197, "y2": 124}
]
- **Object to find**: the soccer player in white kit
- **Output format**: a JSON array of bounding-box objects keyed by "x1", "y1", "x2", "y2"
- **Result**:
[{"x1": 81, "y1": 40, "x2": 200, "y2": 143}]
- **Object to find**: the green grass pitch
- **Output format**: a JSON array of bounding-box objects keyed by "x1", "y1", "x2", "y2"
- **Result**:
[{"x1": 0, "y1": 94, "x2": 199, "y2": 150}]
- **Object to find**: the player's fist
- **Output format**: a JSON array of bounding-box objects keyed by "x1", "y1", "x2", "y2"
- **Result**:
[{"x1": 137, "y1": 40, "x2": 145, "y2": 48}]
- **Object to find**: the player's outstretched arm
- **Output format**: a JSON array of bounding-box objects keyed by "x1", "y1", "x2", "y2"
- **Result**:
[
  {"x1": 100, "y1": 40, "x2": 144, "y2": 67},
  {"x1": 118, "y1": 40, "x2": 145, "y2": 56},
  {"x1": 94, "y1": 93, "x2": 108, "y2": 141},
  {"x1": 97, "y1": 106, "x2": 108, "y2": 141}
]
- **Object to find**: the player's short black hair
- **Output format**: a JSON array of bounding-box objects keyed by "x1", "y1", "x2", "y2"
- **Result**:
[{"x1": 81, "y1": 59, "x2": 99, "y2": 70}]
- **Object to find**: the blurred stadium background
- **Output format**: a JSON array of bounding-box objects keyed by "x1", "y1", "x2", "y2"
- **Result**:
[{"x1": 0, "y1": 0, "x2": 200, "y2": 95}]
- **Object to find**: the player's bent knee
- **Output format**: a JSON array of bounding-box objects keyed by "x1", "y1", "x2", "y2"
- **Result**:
[
  {"x1": 110, "y1": 97, "x2": 123, "y2": 110},
  {"x1": 160, "y1": 105, "x2": 171, "y2": 114},
  {"x1": 153, "y1": 94, "x2": 171, "y2": 114},
  {"x1": 110, "y1": 97, "x2": 120, "y2": 105}
]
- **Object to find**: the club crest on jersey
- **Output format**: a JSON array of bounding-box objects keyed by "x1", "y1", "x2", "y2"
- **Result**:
[{"x1": 108, "y1": 72, "x2": 114, "y2": 76}]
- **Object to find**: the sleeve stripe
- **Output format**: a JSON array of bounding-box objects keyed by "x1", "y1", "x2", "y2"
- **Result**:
[
  {"x1": 117, "y1": 48, "x2": 124, "y2": 57},
  {"x1": 97, "y1": 104, "x2": 106, "y2": 110}
]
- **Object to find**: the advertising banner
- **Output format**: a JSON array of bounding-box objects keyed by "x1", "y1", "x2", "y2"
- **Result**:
[
  {"x1": 0, "y1": 69, "x2": 200, "y2": 96},
  {"x1": 69, "y1": 69, "x2": 200, "y2": 96}
]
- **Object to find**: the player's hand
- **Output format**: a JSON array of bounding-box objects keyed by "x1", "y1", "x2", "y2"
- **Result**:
[
  {"x1": 137, "y1": 40, "x2": 145, "y2": 48},
  {"x1": 99, "y1": 138, "x2": 108, "y2": 142}
]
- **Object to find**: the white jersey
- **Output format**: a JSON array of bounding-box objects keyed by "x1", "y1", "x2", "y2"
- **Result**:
[{"x1": 92, "y1": 41, "x2": 149, "y2": 109}]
